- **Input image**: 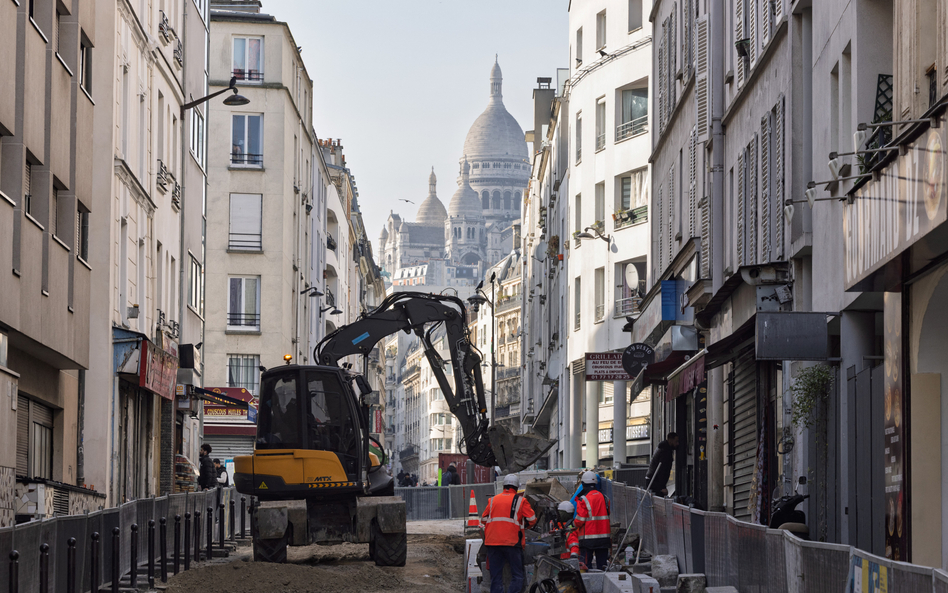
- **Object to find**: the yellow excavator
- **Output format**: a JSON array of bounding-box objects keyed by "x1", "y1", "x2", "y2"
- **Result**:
[{"x1": 233, "y1": 291, "x2": 554, "y2": 565}]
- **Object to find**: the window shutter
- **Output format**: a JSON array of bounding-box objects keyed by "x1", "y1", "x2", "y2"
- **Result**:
[
  {"x1": 749, "y1": 0, "x2": 758, "y2": 64},
  {"x1": 658, "y1": 24, "x2": 667, "y2": 133},
  {"x1": 737, "y1": 151, "x2": 745, "y2": 266},
  {"x1": 735, "y1": 0, "x2": 745, "y2": 88},
  {"x1": 24, "y1": 161, "x2": 32, "y2": 201},
  {"x1": 775, "y1": 94, "x2": 786, "y2": 260},
  {"x1": 748, "y1": 137, "x2": 758, "y2": 265},
  {"x1": 667, "y1": 163, "x2": 675, "y2": 260},
  {"x1": 761, "y1": 0, "x2": 772, "y2": 46},
  {"x1": 700, "y1": 189, "x2": 712, "y2": 278},
  {"x1": 229, "y1": 194, "x2": 262, "y2": 247},
  {"x1": 33, "y1": 400, "x2": 53, "y2": 425},
  {"x1": 689, "y1": 128, "x2": 697, "y2": 239},
  {"x1": 695, "y1": 15, "x2": 710, "y2": 141},
  {"x1": 670, "y1": 5, "x2": 677, "y2": 107},
  {"x1": 17, "y1": 396, "x2": 29, "y2": 475},
  {"x1": 657, "y1": 185, "x2": 664, "y2": 273},
  {"x1": 760, "y1": 116, "x2": 771, "y2": 262},
  {"x1": 774, "y1": 0, "x2": 783, "y2": 23}
]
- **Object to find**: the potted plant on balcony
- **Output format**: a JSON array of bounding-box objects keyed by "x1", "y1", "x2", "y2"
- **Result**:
[
  {"x1": 546, "y1": 235, "x2": 560, "y2": 259},
  {"x1": 592, "y1": 220, "x2": 604, "y2": 234}
]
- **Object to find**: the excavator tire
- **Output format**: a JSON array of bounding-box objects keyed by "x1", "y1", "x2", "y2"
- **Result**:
[
  {"x1": 371, "y1": 520, "x2": 407, "y2": 567},
  {"x1": 253, "y1": 532, "x2": 289, "y2": 563}
]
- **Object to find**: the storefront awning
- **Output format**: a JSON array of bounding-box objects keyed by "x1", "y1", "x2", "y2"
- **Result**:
[
  {"x1": 665, "y1": 349, "x2": 707, "y2": 401},
  {"x1": 705, "y1": 317, "x2": 756, "y2": 369},
  {"x1": 643, "y1": 350, "x2": 692, "y2": 385},
  {"x1": 532, "y1": 384, "x2": 558, "y2": 432}
]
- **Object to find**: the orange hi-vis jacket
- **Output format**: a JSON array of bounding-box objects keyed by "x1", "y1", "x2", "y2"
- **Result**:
[
  {"x1": 555, "y1": 522, "x2": 579, "y2": 559},
  {"x1": 575, "y1": 489, "x2": 611, "y2": 549},
  {"x1": 481, "y1": 489, "x2": 537, "y2": 547}
]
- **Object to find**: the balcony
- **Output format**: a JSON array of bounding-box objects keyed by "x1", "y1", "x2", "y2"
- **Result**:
[
  {"x1": 399, "y1": 445, "x2": 419, "y2": 461},
  {"x1": 497, "y1": 366, "x2": 520, "y2": 380},
  {"x1": 156, "y1": 159, "x2": 172, "y2": 193},
  {"x1": 158, "y1": 11, "x2": 172, "y2": 42},
  {"x1": 496, "y1": 294, "x2": 521, "y2": 313},
  {"x1": 327, "y1": 233, "x2": 337, "y2": 252},
  {"x1": 595, "y1": 133, "x2": 605, "y2": 151},
  {"x1": 614, "y1": 296, "x2": 643, "y2": 317},
  {"x1": 171, "y1": 182, "x2": 181, "y2": 209},
  {"x1": 227, "y1": 312, "x2": 260, "y2": 329},
  {"x1": 575, "y1": 147, "x2": 582, "y2": 164},
  {"x1": 595, "y1": 303, "x2": 605, "y2": 322},
  {"x1": 574, "y1": 311, "x2": 581, "y2": 330},
  {"x1": 231, "y1": 152, "x2": 263, "y2": 167},
  {"x1": 613, "y1": 205, "x2": 648, "y2": 230},
  {"x1": 325, "y1": 287, "x2": 336, "y2": 307},
  {"x1": 616, "y1": 114, "x2": 648, "y2": 142},
  {"x1": 229, "y1": 232, "x2": 262, "y2": 251},
  {"x1": 173, "y1": 40, "x2": 183, "y2": 67},
  {"x1": 232, "y1": 69, "x2": 264, "y2": 83},
  {"x1": 404, "y1": 364, "x2": 420, "y2": 378}
]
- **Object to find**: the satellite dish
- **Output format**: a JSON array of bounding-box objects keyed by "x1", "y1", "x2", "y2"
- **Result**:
[
  {"x1": 547, "y1": 350, "x2": 561, "y2": 380},
  {"x1": 624, "y1": 263, "x2": 639, "y2": 290},
  {"x1": 534, "y1": 240, "x2": 548, "y2": 262}
]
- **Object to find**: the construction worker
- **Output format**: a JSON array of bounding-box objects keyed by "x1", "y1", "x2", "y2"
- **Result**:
[
  {"x1": 481, "y1": 474, "x2": 537, "y2": 593},
  {"x1": 574, "y1": 470, "x2": 611, "y2": 570},
  {"x1": 554, "y1": 501, "x2": 580, "y2": 560}
]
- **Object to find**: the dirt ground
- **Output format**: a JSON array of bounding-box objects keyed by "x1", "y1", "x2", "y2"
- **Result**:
[{"x1": 161, "y1": 524, "x2": 467, "y2": 593}]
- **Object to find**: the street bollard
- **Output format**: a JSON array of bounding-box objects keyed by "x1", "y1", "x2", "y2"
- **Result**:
[
  {"x1": 66, "y1": 538, "x2": 77, "y2": 593},
  {"x1": 39, "y1": 543, "x2": 49, "y2": 593},
  {"x1": 218, "y1": 503, "x2": 225, "y2": 546},
  {"x1": 206, "y1": 506, "x2": 214, "y2": 560},
  {"x1": 183, "y1": 513, "x2": 191, "y2": 571},
  {"x1": 160, "y1": 518, "x2": 168, "y2": 582},
  {"x1": 8, "y1": 550, "x2": 18, "y2": 593},
  {"x1": 111, "y1": 527, "x2": 120, "y2": 593},
  {"x1": 148, "y1": 520, "x2": 155, "y2": 587},
  {"x1": 193, "y1": 510, "x2": 201, "y2": 563},
  {"x1": 229, "y1": 499, "x2": 236, "y2": 541},
  {"x1": 130, "y1": 523, "x2": 138, "y2": 588},
  {"x1": 90, "y1": 532, "x2": 99, "y2": 593},
  {"x1": 240, "y1": 497, "x2": 246, "y2": 538}
]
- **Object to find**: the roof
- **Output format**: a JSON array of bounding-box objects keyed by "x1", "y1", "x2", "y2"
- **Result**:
[{"x1": 462, "y1": 59, "x2": 529, "y2": 161}]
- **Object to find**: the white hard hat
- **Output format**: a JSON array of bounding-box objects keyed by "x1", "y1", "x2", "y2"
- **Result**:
[
  {"x1": 581, "y1": 471, "x2": 598, "y2": 485},
  {"x1": 503, "y1": 474, "x2": 520, "y2": 488},
  {"x1": 557, "y1": 501, "x2": 575, "y2": 513}
]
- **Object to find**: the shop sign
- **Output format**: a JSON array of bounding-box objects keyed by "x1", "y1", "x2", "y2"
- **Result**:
[
  {"x1": 844, "y1": 119, "x2": 947, "y2": 290},
  {"x1": 203, "y1": 387, "x2": 256, "y2": 419},
  {"x1": 585, "y1": 353, "x2": 631, "y2": 381},
  {"x1": 622, "y1": 343, "x2": 655, "y2": 377},
  {"x1": 626, "y1": 424, "x2": 649, "y2": 440},
  {"x1": 598, "y1": 428, "x2": 613, "y2": 443},
  {"x1": 140, "y1": 340, "x2": 178, "y2": 400},
  {"x1": 883, "y1": 292, "x2": 907, "y2": 560},
  {"x1": 374, "y1": 409, "x2": 383, "y2": 433}
]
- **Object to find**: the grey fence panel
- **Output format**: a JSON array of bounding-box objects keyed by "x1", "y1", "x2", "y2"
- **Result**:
[
  {"x1": 703, "y1": 511, "x2": 729, "y2": 587},
  {"x1": 765, "y1": 529, "x2": 789, "y2": 593},
  {"x1": 56, "y1": 514, "x2": 89, "y2": 593},
  {"x1": 733, "y1": 518, "x2": 769, "y2": 593},
  {"x1": 790, "y1": 536, "x2": 850, "y2": 593},
  {"x1": 934, "y1": 569, "x2": 948, "y2": 593},
  {"x1": 119, "y1": 501, "x2": 136, "y2": 578},
  {"x1": 689, "y1": 509, "x2": 705, "y2": 575},
  {"x1": 395, "y1": 487, "x2": 453, "y2": 521},
  {"x1": 98, "y1": 508, "x2": 121, "y2": 590},
  {"x1": 850, "y1": 547, "x2": 934, "y2": 593},
  {"x1": 639, "y1": 491, "x2": 656, "y2": 556},
  {"x1": 667, "y1": 504, "x2": 687, "y2": 572},
  {"x1": 653, "y1": 497, "x2": 669, "y2": 556}
]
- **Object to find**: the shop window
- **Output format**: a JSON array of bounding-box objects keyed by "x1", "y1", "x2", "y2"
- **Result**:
[{"x1": 16, "y1": 395, "x2": 54, "y2": 480}]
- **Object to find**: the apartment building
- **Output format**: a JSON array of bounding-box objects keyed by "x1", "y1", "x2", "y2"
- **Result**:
[{"x1": 0, "y1": 0, "x2": 100, "y2": 523}]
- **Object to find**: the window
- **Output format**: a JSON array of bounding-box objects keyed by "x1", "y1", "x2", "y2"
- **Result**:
[
  {"x1": 51, "y1": 188, "x2": 60, "y2": 237},
  {"x1": 595, "y1": 267, "x2": 605, "y2": 322},
  {"x1": 618, "y1": 88, "x2": 648, "y2": 140},
  {"x1": 596, "y1": 10, "x2": 607, "y2": 49},
  {"x1": 24, "y1": 161, "x2": 33, "y2": 216},
  {"x1": 629, "y1": 0, "x2": 643, "y2": 31},
  {"x1": 191, "y1": 110, "x2": 205, "y2": 168},
  {"x1": 575, "y1": 112, "x2": 582, "y2": 163},
  {"x1": 188, "y1": 255, "x2": 203, "y2": 316},
  {"x1": 595, "y1": 182, "x2": 605, "y2": 223},
  {"x1": 574, "y1": 277, "x2": 582, "y2": 330},
  {"x1": 227, "y1": 354, "x2": 261, "y2": 394},
  {"x1": 233, "y1": 36, "x2": 264, "y2": 82},
  {"x1": 76, "y1": 202, "x2": 90, "y2": 261},
  {"x1": 16, "y1": 395, "x2": 54, "y2": 480},
  {"x1": 615, "y1": 261, "x2": 643, "y2": 316},
  {"x1": 79, "y1": 37, "x2": 92, "y2": 93},
  {"x1": 232, "y1": 114, "x2": 263, "y2": 166},
  {"x1": 228, "y1": 277, "x2": 260, "y2": 329},
  {"x1": 576, "y1": 27, "x2": 583, "y2": 64},
  {"x1": 574, "y1": 193, "x2": 583, "y2": 235},
  {"x1": 595, "y1": 98, "x2": 606, "y2": 150},
  {"x1": 0, "y1": 330, "x2": 7, "y2": 367},
  {"x1": 55, "y1": 9, "x2": 62, "y2": 55}
]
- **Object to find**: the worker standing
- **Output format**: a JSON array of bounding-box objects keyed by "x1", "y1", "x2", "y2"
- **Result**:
[
  {"x1": 481, "y1": 474, "x2": 537, "y2": 593},
  {"x1": 574, "y1": 470, "x2": 611, "y2": 570},
  {"x1": 554, "y1": 501, "x2": 580, "y2": 560}
]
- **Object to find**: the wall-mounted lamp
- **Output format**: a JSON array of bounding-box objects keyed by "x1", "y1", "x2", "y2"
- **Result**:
[{"x1": 575, "y1": 226, "x2": 611, "y2": 243}]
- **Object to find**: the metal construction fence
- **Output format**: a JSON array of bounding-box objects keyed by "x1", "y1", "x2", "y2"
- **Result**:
[
  {"x1": 0, "y1": 487, "x2": 252, "y2": 593},
  {"x1": 606, "y1": 482, "x2": 948, "y2": 593},
  {"x1": 395, "y1": 484, "x2": 497, "y2": 521}
]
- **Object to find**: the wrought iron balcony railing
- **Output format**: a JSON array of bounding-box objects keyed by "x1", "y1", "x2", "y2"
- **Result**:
[
  {"x1": 232, "y1": 69, "x2": 264, "y2": 82},
  {"x1": 229, "y1": 232, "x2": 262, "y2": 251},
  {"x1": 616, "y1": 115, "x2": 648, "y2": 142},
  {"x1": 227, "y1": 312, "x2": 261, "y2": 328},
  {"x1": 231, "y1": 153, "x2": 263, "y2": 166}
]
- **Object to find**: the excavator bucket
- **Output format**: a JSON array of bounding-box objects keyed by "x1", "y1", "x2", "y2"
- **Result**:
[{"x1": 488, "y1": 425, "x2": 557, "y2": 474}]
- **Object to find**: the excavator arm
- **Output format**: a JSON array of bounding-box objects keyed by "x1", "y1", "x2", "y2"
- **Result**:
[{"x1": 314, "y1": 291, "x2": 554, "y2": 473}]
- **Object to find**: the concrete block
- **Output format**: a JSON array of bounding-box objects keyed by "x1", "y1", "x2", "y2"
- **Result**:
[
  {"x1": 464, "y1": 539, "x2": 482, "y2": 570},
  {"x1": 676, "y1": 573, "x2": 707, "y2": 593},
  {"x1": 630, "y1": 562, "x2": 651, "y2": 574},
  {"x1": 660, "y1": 587, "x2": 677, "y2": 593},
  {"x1": 581, "y1": 570, "x2": 605, "y2": 593},
  {"x1": 705, "y1": 588, "x2": 739, "y2": 593},
  {"x1": 628, "y1": 572, "x2": 662, "y2": 593},
  {"x1": 651, "y1": 555, "x2": 680, "y2": 587},
  {"x1": 602, "y1": 572, "x2": 638, "y2": 593}
]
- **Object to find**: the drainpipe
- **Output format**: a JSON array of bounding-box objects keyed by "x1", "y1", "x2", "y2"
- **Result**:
[{"x1": 708, "y1": 0, "x2": 727, "y2": 512}]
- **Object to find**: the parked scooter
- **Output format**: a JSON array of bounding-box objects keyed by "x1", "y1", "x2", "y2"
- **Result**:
[{"x1": 769, "y1": 492, "x2": 810, "y2": 539}]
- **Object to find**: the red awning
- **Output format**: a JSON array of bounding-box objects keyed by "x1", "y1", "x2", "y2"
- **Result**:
[
  {"x1": 665, "y1": 350, "x2": 707, "y2": 401},
  {"x1": 643, "y1": 350, "x2": 692, "y2": 386}
]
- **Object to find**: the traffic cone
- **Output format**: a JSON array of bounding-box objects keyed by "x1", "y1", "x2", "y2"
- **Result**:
[{"x1": 466, "y1": 490, "x2": 480, "y2": 532}]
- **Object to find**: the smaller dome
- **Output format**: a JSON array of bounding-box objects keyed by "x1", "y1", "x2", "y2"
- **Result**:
[
  {"x1": 380, "y1": 225, "x2": 389, "y2": 240},
  {"x1": 448, "y1": 159, "x2": 483, "y2": 218},
  {"x1": 416, "y1": 167, "x2": 447, "y2": 226}
]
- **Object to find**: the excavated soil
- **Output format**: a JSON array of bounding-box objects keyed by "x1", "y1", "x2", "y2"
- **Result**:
[{"x1": 163, "y1": 533, "x2": 466, "y2": 593}]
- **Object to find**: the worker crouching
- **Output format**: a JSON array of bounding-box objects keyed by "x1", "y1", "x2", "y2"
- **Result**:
[
  {"x1": 481, "y1": 474, "x2": 537, "y2": 593},
  {"x1": 554, "y1": 501, "x2": 579, "y2": 560},
  {"x1": 575, "y1": 470, "x2": 611, "y2": 570}
]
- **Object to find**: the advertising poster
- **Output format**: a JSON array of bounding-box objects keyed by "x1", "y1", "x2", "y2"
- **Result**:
[
  {"x1": 883, "y1": 292, "x2": 906, "y2": 560},
  {"x1": 846, "y1": 555, "x2": 889, "y2": 593}
]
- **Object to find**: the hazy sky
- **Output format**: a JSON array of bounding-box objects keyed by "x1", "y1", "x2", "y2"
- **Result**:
[{"x1": 259, "y1": 0, "x2": 569, "y2": 244}]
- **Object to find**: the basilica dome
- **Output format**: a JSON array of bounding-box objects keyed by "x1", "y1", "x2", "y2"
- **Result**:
[
  {"x1": 461, "y1": 59, "x2": 529, "y2": 161},
  {"x1": 415, "y1": 167, "x2": 447, "y2": 226},
  {"x1": 448, "y1": 159, "x2": 483, "y2": 218}
]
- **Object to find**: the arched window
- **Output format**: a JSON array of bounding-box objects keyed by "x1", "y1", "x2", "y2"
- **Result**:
[
  {"x1": 492, "y1": 191, "x2": 501, "y2": 209},
  {"x1": 504, "y1": 191, "x2": 511, "y2": 210},
  {"x1": 514, "y1": 192, "x2": 521, "y2": 212},
  {"x1": 482, "y1": 191, "x2": 490, "y2": 209}
]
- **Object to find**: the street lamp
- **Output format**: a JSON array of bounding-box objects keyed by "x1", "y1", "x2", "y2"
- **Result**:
[
  {"x1": 468, "y1": 273, "x2": 497, "y2": 422},
  {"x1": 576, "y1": 225, "x2": 611, "y2": 243},
  {"x1": 181, "y1": 76, "x2": 250, "y2": 114}
]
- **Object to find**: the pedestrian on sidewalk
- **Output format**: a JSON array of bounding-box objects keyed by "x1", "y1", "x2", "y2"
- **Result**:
[
  {"x1": 198, "y1": 444, "x2": 216, "y2": 490},
  {"x1": 214, "y1": 459, "x2": 229, "y2": 487},
  {"x1": 481, "y1": 474, "x2": 537, "y2": 593},
  {"x1": 575, "y1": 470, "x2": 611, "y2": 570},
  {"x1": 645, "y1": 432, "x2": 679, "y2": 496}
]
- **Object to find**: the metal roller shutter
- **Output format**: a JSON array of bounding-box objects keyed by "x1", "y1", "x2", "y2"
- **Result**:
[
  {"x1": 16, "y1": 395, "x2": 29, "y2": 475},
  {"x1": 203, "y1": 435, "x2": 255, "y2": 461},
  {"x1": 729, "y1": 350, "x2": 758, "y2": 521}
]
